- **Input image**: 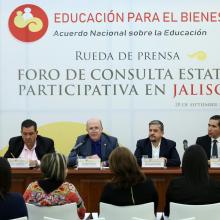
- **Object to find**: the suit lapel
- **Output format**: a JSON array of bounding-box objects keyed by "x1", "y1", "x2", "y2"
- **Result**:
[
  {"x1": 146, "y1": 139, "x2": 152, "y2": 157},
  {"x1": 16, "y1": 139, "x2": 25, "y2": 157},
  {"x1": 101, "y1": 134, "x2": 107, "y2": 158},
  {"x1": 207, "y1": 136, "x2": 212, "y2": 158},
  {"x1": 159, "y1": 138, "x2": 165, "y2": 157}
]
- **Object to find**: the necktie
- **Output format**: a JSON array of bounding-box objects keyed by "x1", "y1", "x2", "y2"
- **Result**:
[{"x1": 212, "y1": 139, "x2": 218, "y2": 158}]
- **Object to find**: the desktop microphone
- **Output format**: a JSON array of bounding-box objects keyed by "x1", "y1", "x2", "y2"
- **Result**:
[
  {"x1": 72, "y1": 141, "x2": 85, "y2": 152},
  {"x1": 183, "y1": 139, "x2": 188, "y2": 151}
]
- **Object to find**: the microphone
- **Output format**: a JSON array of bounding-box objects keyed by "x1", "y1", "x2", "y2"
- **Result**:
[
  {"x1": 71, "y1": 141, "x2": 85, "y2": 152},
  {"x1": 183, "y1": 139, "x2": 188, "y2": 151}
]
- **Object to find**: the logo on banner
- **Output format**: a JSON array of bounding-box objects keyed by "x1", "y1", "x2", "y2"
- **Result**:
[{"x1": 9, "y1": 4, "x2": 48, "y2": 42}]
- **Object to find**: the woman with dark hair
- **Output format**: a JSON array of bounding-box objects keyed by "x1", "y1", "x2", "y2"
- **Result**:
[
  {"x1": 164, "y1": 144, "x2": 220, "y2": 217},
  {"x1": 0, "y1": 157, "x2": 28, "y2": 219},
  {"x1": 23, "y1": 152, "x2": 86, "y2": 219},
  {"x1": 100, "y1": 147, "x2": 158, "y2": 213}
]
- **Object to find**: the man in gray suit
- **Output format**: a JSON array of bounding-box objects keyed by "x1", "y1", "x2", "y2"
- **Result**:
[{"x1": 68, "y1": 118, "x2": 118, "y2": 167}]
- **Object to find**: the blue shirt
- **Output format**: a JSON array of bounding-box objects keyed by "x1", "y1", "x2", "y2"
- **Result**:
[{"x1": 91, "y1": 140, "x2": 102, "y2": 158}]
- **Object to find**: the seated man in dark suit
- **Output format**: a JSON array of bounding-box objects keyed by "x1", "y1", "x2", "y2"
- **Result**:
[
  {"x1": 68, "y1": 118, "x2": 118, "y2": 167},
  {"x1": 196, "y1": 115, "x2": 220, "y2": 160},
  {"x1": 4, "y1": 119, "x2": 55, "y2": 166},
  {"x1": 134, "y1": 120, "x2": 180, "y2": 167}
]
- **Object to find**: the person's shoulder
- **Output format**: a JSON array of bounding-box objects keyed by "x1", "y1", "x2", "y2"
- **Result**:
[
  {"x1": 7, "y1": 192, "x2": 25, "y2": 201},
  {"x1": 62, "y1": 181, "x2": 77, "y2": 191},
  {"x1": 137, "y1": 179, "x2": 157, "y2": 193},
  {"x1": 27, "y1": 181, "x2": 39, "y2": 189},
  {"x1": 197, "y1": 135, "x2": 209, "y2": 141},
  {"x1": 37, "y1": 135, "x2": 54, "y2": 143},
  {"x1": 102, "y1": 182, "x2": 116, "y2": 193},
  {"x1": 102, "y1": 133, "x2": 117, "y2": 141},
  {"x1": 8, "y1": 192, "x2": 22, "y2": 197},
  {"x1": 104, "y1": 182, "x2": 115, "y2": 188},
  {"x1": 76, "y1": 134, "x2": 88, "y2": 141},
  {"x1": 162, "y1": 137, "x2": 176, "y2": 147},
  {"x1": 74, "y1": 134, "x2": 89, "y2": 145},
  {"x1": 137, "y1": 138, "x2": 149, "y2": 144},
  {"x1": 9, "y1": 136, "x2": 22, "y2": 143}
]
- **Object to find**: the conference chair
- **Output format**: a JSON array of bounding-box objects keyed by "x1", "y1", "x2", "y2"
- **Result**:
[
  {"x1": 99, "y1": 202, "x2": 155, "y2": 220},
  {"x1": 132, "y1": 217, "x2": 150, "y2": 220},
  {"x1": 11, "y1": 217, "x2": 28, "y2": 220},
  {"x1": 26, "y1": 203, "x2": 78, "y2": 220},
  {"x1": 178, "y1": 218, "x2": 196, "y2": 220},
  {"x1": 132, "y1": 215, "x2": 164, "y2": 220},
  {"x1": 44, "y1": 217, "x2": 62, "y2": 220},
  {"x1": 163, "y1": 216, "x2": 196, "y2": 220},
  {"x1": 169, "y1": 202, "x2": 220, "y2": 220}
]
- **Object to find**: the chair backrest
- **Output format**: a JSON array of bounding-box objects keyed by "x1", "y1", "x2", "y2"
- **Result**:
[
  {"x1": 44, "y1": 216, "x2": 62, "y2": 220},
  {"x1": 170, "y1": 202, "x2": 220, "y2": 220},
  {"x1": 99, "y1": 202, "x2": 155, "y2": 220},
  {"x1": 178, "y1": 218, "x2": 196, "y2": 220},
  {"x1": 132, "y1": 217, "x2": 150, "y2": 220},
  {"x1": 11, "y1": 217, "x2": 28, "y2": 220},
  {"x1": 26, "y1": 203, "x2": 78, "y2": 220},
  {"x1": 43, "y1": 217, "x2": 62, "y2": 220}
]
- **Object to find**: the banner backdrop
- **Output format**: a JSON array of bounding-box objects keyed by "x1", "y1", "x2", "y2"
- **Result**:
[{"x1": 0, "y1": 1, "x2": 220, "y2": 157}]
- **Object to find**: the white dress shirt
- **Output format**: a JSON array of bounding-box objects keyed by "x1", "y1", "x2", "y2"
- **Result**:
[
  {"x1": 19, "y1": 142, "x2": 38, "y2": 161},
  {"x1": 151, "y1": 141, "x2": 161, "y2": 158}
]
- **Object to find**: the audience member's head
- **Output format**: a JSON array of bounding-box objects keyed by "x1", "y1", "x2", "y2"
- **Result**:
[
  {"x1": 0, "y1": 157, "x2": 11, "y2": 198},
  {"x1": 182, "y1": 144, "x2": 209, "y2": 185},
  {"x1": 109, "y1": 146, "x2": 146, "y2": 188},
  {"x1": 40, "y1": 153, "x2": 67, "y2": 182}
]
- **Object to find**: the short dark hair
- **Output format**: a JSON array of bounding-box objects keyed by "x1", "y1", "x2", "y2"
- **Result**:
[
  {"x1": 0, "y1": 157, "x2": 11, "y2": 198},
  {"x1": 182, "y1": 145, "x2": 209, "y2": 186},
  {"x1": 149, "y1": 120, "x2": 164, "y2": 132},
  {"x1": 109, "y1": 147, "x2": 146, "y2": 188},
  {"x1": 41, "y1": 153, "x2": 67, "y2": 182},
  {"x1": 210, "y1": 115, "x2": 220, "y2": 128},
  {"x1": 21, "y1": 119, "x2": 37, "y2": 131}
]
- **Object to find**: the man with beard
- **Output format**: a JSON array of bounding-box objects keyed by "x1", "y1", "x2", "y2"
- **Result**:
[
  {"x1": 134, "y1": 120, "x2": 181, "y2": 167},
  {"x1": 68, "y1": 118, "x2": 118, "y2": 167}
]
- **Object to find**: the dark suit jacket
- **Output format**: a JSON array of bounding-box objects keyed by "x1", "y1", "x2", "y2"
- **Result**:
[
  {"x1": 4, "y1": 135, "x2": 55, "y2": 160},
  {"x1": 0, "y1": 192, "x2": 28, "y2": 220},
  {"x1": 67, "y1": 133, "x2": 118, "y2": 166},
  {"x1": 134, "y1": 137, "x2": 181, "y2": 167},
  {"x1": 164, "y1": 176, "x2": 220, "y2": 216},
  {"x1": 196, "y1": 135, "x2": 212, "y2": 159}
]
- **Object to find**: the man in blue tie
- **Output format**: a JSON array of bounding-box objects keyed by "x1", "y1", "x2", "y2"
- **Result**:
[
  {"x1": 196, "y1": 115, "x2": 220, "y2": 160},
  {"x1": 68, "y1": 118, "x2": 118, "y2": 167}
]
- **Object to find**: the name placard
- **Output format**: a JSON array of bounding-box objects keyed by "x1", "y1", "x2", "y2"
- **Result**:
[
  {"x1": 78, "y1": 158, "x2": 101, "y2": 168},
  {"x1": 8, "y1": 158, "x2": 29, "y2": 168},
  {"x1": 142, "y1": 158, "x2": 165, "y2": 168},
  {"x1": 210, "y1": 158, "x2": 220, "y2": 168}
]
